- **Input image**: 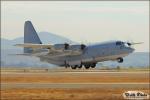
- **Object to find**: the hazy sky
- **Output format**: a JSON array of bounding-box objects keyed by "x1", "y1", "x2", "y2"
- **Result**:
[{"x1": 1, "y1": 1, "x2": 149, "y2": 52}]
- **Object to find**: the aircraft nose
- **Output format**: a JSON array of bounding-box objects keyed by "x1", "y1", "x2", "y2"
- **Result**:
[{"x1": 129, "y1": 47, "x2": 135, "y2": 53}]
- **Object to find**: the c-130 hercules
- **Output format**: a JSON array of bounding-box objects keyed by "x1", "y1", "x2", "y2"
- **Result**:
[{"x1": 15, "y1": 21, "x2": 142, "y2": 69}]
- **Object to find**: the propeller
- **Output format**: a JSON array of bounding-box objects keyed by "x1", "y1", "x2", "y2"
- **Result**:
[
  {"x1": 126, "y1": 42, "x2": 143, "y2": 46},
  {"x1": 81, "y1": 44, "x2": 86, "y2": 50},
  {"x1": 64, "y1": 43, "x2": 69, "y2": 50}
]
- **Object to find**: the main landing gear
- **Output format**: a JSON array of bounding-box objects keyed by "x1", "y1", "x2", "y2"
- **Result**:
[
  {"x1": 65, "y1": 63, "x2": 96, "y2": 69},
  {"x1": 84, "y1": 63, "x2": 96, "y2": 69}
]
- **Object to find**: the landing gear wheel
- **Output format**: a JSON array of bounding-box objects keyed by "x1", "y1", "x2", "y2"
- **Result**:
[
  {"x1": 71, "y1": 65, "x2": 77, "y2": 69},
  {"x1": 91, "y1": 63, "x2": 96, "y2": 68},
  {"x1": 78, "y1": 65, "x2": 82, "y2": 69},
  {"x1": 84, "y1": 65, "x2": 90, "y2": 69},
  {"x1": 117, "y1": 57, "x2": 123, "y2": 63}
]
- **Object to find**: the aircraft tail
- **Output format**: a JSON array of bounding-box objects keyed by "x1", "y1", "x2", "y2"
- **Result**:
[{"x1": 24, "y1": 21, "x2": 42, "y2": 53}]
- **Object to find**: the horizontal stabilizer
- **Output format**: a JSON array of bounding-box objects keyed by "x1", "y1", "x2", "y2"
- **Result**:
[{"x1": 9, "y1": 53, "x2": 32, "y2": 56}]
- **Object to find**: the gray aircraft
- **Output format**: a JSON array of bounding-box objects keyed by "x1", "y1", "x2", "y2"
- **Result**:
[{"x1": 16, "y1": 21, "x2": 142, "y2": 69}]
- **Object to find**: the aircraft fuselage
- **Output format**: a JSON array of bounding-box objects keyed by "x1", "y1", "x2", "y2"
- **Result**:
[{"x1": 38, "y1": 41, "x2": 134, "y2": 67}]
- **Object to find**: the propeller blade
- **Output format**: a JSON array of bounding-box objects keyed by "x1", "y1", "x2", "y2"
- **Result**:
[
  {"x1": 127, "y1": 42, "x2": 131, "y2": 46},
  {"x1": 125, "y1": 42, "x2": 143, "y2": 46},
  {"x1": 130, "y1": 42, "x2": 144, "y2": 45}
]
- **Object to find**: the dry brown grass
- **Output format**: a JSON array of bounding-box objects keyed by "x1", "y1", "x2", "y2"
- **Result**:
[
  {"x1": 1, "y1": 72, "x2": 149, "y2": 83},
  {"x1": 1, "y1": 88, "x2": 149, "y2": 100}
]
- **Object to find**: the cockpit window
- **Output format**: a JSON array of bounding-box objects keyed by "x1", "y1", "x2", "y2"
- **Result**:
[{"x1": 116, "y1": 41, "x2": 123, "y2": 45}]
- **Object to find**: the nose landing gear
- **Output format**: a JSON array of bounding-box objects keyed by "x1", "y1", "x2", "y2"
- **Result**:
[{"x1": 117, "y1": 57, "x2": 123, "y2": 63}]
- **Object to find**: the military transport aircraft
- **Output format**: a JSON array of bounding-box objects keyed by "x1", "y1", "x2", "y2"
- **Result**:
[{"x1": 15, "y1": 21, "x2": 142, "y2": 69}]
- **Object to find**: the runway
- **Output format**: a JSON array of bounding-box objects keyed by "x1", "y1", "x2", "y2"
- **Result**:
[
  {"x1": 2, "y1": 71, "x2": 149, "y2": 76},
  {"x1": 2, "y1": 71, "x2": 149, "y2": 73},
  {"x1": 2, "y1": 71, "x2": 149, "y2": 83},
  {"x1": 1, "y1": 83, "x2": 149, "y2": 89},
  {"x1": 2, "y1": 71, "x2": 149, "y2": 89}
]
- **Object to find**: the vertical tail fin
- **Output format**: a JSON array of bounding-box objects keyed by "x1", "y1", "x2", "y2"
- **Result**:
[{"x1": 24, "y1": 21, "x2": 42, "y2": 53}]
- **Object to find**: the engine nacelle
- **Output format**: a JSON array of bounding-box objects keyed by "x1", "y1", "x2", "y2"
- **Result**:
[
  {"x1": 54, "y1": 43, "x2": 69, "y2": 50},
  {"x1": 54, "y1": 44, "x2": 86, "y2": 51},
  {"x1": 70, "y1": 44, "x2": 86, "y2": 51}
]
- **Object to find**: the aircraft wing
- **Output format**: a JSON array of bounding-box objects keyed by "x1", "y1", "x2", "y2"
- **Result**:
[
  {"x1": 15, "y1": 43, "x2": 52, "y2": 49},
  {"x1": 15, "y1": 43, "x2": 86, "y2": 56}
]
